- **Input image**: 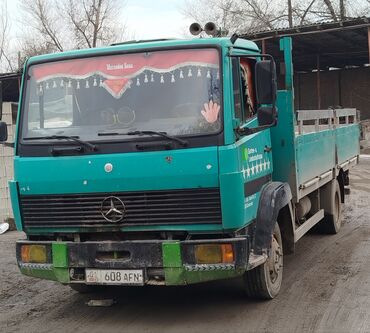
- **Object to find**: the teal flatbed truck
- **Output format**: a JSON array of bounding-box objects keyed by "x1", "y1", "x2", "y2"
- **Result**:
[{"x1": 0, "y1": 34, "x2": 359, "y2": 299}]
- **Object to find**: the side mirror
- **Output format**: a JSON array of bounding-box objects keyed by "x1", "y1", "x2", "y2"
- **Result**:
[
  {"x1": 255, "y1": 60, "x2": 277, "y2": 105},
  {"x1": 255, "y1": 60, "x2": 277, "y2": 126},
  {"x1": 0, "y1": 121, "x2": 8, "y2": 142},
  {"x1": 257, "y1": 106, "x2": 277, "y2": 127}
]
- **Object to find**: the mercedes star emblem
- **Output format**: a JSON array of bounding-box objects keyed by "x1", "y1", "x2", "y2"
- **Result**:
[{"x1": 101, "y1": 196, "x2": 125, "y2": 222}]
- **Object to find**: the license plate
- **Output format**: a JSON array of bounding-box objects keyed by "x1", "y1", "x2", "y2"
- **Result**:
[{"x1": 85, "y1": 269, "x2": 144, "y2": 285}]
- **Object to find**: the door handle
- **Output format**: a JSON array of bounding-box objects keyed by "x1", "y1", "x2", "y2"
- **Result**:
[{"x1": 264, "y1": 145, "x2": 272, "y2": 153}]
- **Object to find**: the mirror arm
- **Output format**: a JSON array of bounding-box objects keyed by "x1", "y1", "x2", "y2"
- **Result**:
[{"x1": 237, "y1": 120, "x2": 277, "y2": 136}]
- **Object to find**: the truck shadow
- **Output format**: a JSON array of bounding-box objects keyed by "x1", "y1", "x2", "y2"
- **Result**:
[
  {"x1": 79, "y1": 276, "x2": 250, "y2": 306},
  {"x1": 54, "y1": 278, "x2": 267, "y2": 327},
  {"x1": 47, "y1": 227, "x2": 360, "y2": 331}
]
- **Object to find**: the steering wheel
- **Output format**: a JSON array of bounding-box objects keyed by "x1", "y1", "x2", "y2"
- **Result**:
[
  {"x1": 116, "y1": 106, "x2": 136, "y2": 127},
  {"x1": 100, "y1": 108, "x2": 115, "y2": 126},
  {"x1": 100, "y1": 106, "x2": 135, "y2": 127}
]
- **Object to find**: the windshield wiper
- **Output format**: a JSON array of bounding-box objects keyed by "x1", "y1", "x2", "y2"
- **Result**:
[
  {"x1": 98, "y1": 130, "x2": 188, "y2": 147},
  {"x1": 23, "y1": 135, "x2": 97, "y2": 151}
]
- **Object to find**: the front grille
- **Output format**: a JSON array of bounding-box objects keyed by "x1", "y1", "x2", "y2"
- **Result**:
[{"x1": 20, "y1": 188, "x2": 222, "y2": 228}]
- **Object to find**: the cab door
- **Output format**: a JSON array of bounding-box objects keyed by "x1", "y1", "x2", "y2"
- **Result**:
[{"x1": 231, "y1": 57, "x2": 273, "y2": 224}]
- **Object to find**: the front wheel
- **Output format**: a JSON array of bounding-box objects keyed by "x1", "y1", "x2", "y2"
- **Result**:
[{"x1": 243, "y1": 223, "x2": 283, "y2": 299}]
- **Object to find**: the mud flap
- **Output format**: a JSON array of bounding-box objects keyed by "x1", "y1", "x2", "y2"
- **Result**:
[{"x1": 254, "y1": 182, "x2": 292, "y2": 255}]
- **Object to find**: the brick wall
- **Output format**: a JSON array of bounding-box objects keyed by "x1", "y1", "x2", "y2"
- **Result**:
[{"x1": 294, "y1": 67, "x2": 370, "y2": 120}]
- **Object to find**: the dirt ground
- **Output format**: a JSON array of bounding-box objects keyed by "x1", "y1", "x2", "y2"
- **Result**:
[{"x1": 0, "y1": 156, "x2": 369, "y2": 333}]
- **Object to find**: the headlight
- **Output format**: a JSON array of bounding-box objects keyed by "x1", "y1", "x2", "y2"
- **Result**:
[
  {"x1": 21, "y1": 245, "x2": 47, "y2": 264},
  {"x1": 194, "y1": 244, "x2": 234, "y2": 264}
]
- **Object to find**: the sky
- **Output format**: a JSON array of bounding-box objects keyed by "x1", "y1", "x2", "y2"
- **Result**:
[
  {"x1": 122, "y1": 0, "x2": 191, "y2": 39},
  {"x1": 5, "y1": 0, "x2": 193, "y2": 39}
]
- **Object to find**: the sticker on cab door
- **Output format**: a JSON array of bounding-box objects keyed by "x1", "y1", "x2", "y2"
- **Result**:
[{"x1": 242, "y1": 147, "x2": 271, "y2": 179}]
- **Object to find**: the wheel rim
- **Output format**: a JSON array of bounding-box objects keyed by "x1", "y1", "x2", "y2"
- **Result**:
[
  {"x1": 334, "y1": 192, "x2": 341, "y2": 229},
  {"x1": 267, "y1": 233, "x2": 283, "y2": 284}
]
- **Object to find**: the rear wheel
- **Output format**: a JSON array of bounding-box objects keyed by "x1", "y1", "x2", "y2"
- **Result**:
[
  {"x1": 243, "y1": 223, "x2": 283, "y2": 299},
  {"x1": 318, "y1": 180, "x2": 342, "y2": 234}
]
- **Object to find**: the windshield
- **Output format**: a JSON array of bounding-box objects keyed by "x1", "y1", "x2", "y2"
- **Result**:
[{"x1": 21, "y1": 48, "x2": 222, "y2": 142}]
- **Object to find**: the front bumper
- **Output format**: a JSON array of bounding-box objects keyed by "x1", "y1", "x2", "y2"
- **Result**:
[{"x1": 16, "y1": 237, "x2": 249, "y2": 286}]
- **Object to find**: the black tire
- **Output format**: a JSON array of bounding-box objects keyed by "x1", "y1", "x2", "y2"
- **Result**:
[
  {"x1": 243, "y1": 223, "x2": 283, "y2": 299},
  {"x1": 69, "y1": 284, "x2": 103, "y2": 294},
  {"x1": 318, "y1": 180, "x2": 342, "y2": 234}
]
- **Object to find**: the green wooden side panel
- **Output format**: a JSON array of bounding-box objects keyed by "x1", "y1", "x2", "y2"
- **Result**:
[
  {"x1": 336, "y1": 124, "x2": 360, "y2": 164},
  {"x1": 296, "y1": 130, "x2": 335, "y2": 185},
  {"x1": 295, "y1": 124, "x2": 359, "y2": 185}
]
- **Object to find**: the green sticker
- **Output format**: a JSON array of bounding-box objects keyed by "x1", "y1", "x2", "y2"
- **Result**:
[{"x1": 243, "y1": 148, "x2": 249, "y2": 162}]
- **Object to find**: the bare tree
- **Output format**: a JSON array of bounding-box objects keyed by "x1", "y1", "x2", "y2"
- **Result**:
[
  {"x1": 182, "y1": 0, "x2": 370, "y2": 35},
  {"x1": 322, "y1": 0, "x2": 338, "y2": 20},
  {"x1": 20, "y1": 0, "x2": 126, "y2": 55},
  {"x1": 63, "y1": 0, "x2": 126, "y2": 49},
  {"x1": 182, "y1": 0, "x2": 246, "y2": 34},
  {"x1": 18, "y1": 40, "x2": 59, "y2": 69},
  {"x1": 287, "y1": 0, "x2": 293, "y2": 27},
  {"x1": 339, "y1": 0, "x2": 346, "y2": 20},
  {"x1": 182, "y1": 0, "x2": 289, "y2": 34},
  {"x1": 242, "y1": 0, "x2": 280, "y2": 30},
  {"x1": 21, "y1": 0, "x2": 64, "y2": 52},
  {"x1": 298, "y1": 0, "x2": 317, "y2": 25},
  {"x1": 0, "y1": 1, "x2": 16, "y2": 71},
  {"x1": 305, "y1": 0, "x2": 369, "y2": 22}
]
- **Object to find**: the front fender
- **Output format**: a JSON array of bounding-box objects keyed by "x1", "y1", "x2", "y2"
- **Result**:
[{"x1": 253, "y1": 182, "x2": 292, "y2": 255}]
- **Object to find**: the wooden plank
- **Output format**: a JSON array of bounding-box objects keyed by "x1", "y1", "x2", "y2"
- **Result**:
[
  {"x1": 297, "y1": 109, "x2": 333, "y2": 121},
  {"x1": 334, "y1": 108, "x2": 357, "y2": 117}
]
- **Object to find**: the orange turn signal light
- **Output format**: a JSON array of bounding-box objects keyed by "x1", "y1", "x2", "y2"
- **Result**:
[
  {"x1": 194, "y1": 244, "x2": 234, "y2": 264},
  {"x1": 21, "y1": 245, "x2": 47, "y2": 264},
  {"x1": 221, "y1": 244, "x2": 234, "y2": 263}
]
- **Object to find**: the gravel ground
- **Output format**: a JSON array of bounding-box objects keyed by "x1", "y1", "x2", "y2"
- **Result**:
[{"x1": 0, "y1": 156, "x2": 369, "y2": 333}]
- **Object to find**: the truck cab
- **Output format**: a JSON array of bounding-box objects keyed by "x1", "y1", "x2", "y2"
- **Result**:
[{"x1": 0, "y1": 36, "x2": 359, "y2": 298}]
